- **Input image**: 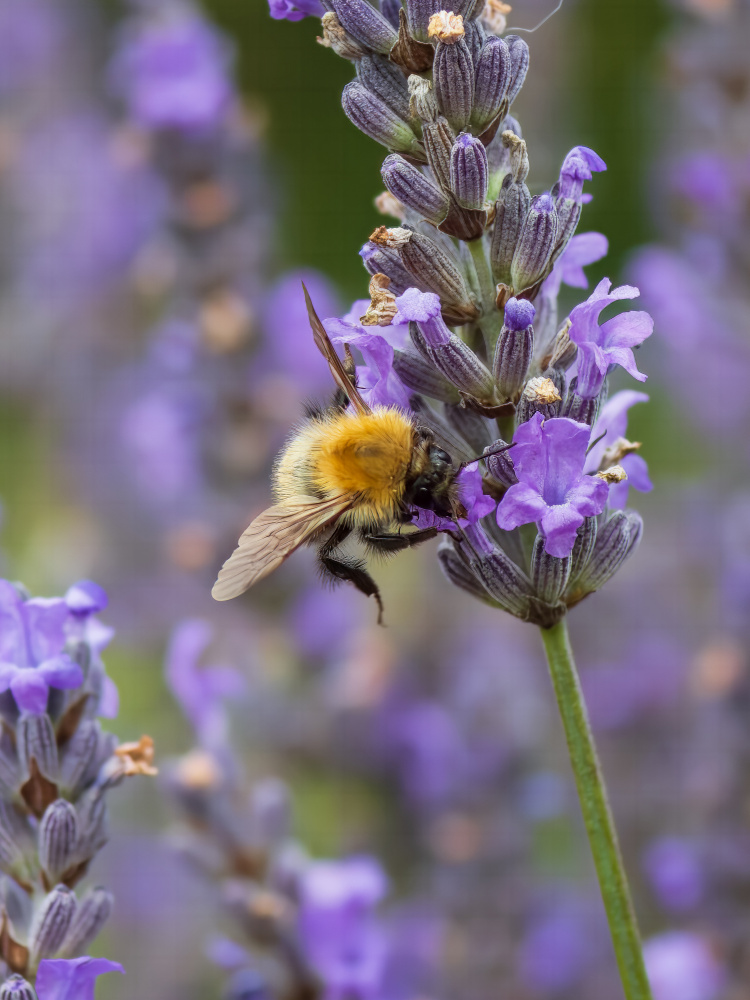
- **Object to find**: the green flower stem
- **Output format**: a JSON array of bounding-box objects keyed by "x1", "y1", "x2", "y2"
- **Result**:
[
  {"x1": 539, "y1": 619, "x2": 653, "y2": 1000},
  {"x1": 467, "y1": 237, "x2": 502, "y2": 346}
]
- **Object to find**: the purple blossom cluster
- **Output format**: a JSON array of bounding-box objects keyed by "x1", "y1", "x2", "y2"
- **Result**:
[{"x1": 0, "y1": 579, "x2": 154, "y2": 998}]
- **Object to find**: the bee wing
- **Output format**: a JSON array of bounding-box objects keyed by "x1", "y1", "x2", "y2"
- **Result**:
[
  {"x1": 302, "y1": 282, "x2": 372, "y2": 417},
  {"x1": 211, "y1": 495, "x2": 351, "y2": 601}
]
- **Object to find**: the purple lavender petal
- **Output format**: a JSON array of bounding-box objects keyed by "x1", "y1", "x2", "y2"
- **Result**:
[
  {"x1": 10, "y1": 670, "x2": 50, "y2": 714},
  {"x1": 23, "y1": 598, "x2": 69, "y2": 664},
  {"x1": 99, "y1": 675, "x2": 120, "y2": 719},
  {"x1": 496, "y1": 482, "x2": 549, "y2": 530},
  {"x1": 35, "y1": 956, "x2": 124, "y2": 1000},
  {"x1": 539, "y1": 503, "x2": 587, "y2": 557},
  {"x1": 38, "y1": 654, "x2": 84, "y2": 689},
  {"x1": 64, "y1": 580, "x2": 108, "y2": 615},
  {"x1": 268, "y1": 0, "x2": 324, "y2": 20},
  {"x1": 393, "y1": 288, "x2": 441, "y2": 324},
  {"x1": 0, "y1": 581, "x2": 26, "y2": 666}
]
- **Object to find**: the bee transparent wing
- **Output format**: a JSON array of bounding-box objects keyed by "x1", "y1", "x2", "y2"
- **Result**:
[
  {"x1": 302, "y1": 282, "x2": 372, "y2": 417},
  {"x1": 211, "y1": 495, "x2": 351, "y2": 601}
]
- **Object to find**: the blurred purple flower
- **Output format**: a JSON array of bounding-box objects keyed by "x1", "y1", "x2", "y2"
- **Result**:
[
  {"x1": 0, "y1": 0, "x2": 65, "y2": 95},
  {"x1": 298, "y1": 857, "x2": 388, "y2": 1000},
  {"x1": 325, "y1": 305, "x2": 411, "y2": 409},
  {"x1": 544, "y1": 232, "x2": 609, "y2": 298},
  {"x1": 165, "y1": 619, "x2": 245, "y2": 746},
  {"x1": 35, "y1": 957, "x2": 124, "y2": 1000},
  {"x1": 269, "y1": 0, "x2": 325, "y2": 20},
  {"x1": 644, "y1": 931, "x2": 725, "y2": 1000},
  {"x1": 643, "y1": 836, "x2": 705, "y2": 913},
  {"x1": 65, "y1": 579, "x2": 108, "y2": 616},
  {"x1": 586, "y1": 390, "x2": 653, "y2": 508},
  {"x1": 558, "y1": 145, "x2": 607, "y2": 203},
  {"x1": 111, "y1": 8, "x2": 234, "y2": 132},
  {"x1": 520, "y1": 896, "x2": 603, "y2": 993},
  {"x1": 496, "y1": 414, "x2": 608, "y2": 557},
  {"x1": 568, "y1": 278, "x2": 653, "y2": 398},
  {"x1": 259, "y1": 271, "x2": 342, "y2": 396},
  {"x1": 0, "y1": 580, "x2": 83, "y2": 714}
]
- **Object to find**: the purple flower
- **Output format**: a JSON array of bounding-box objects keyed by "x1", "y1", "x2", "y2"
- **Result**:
[
  {"x1": 325, "y1": 325, "x2": 410, "y2": 411},
  {"x1": 558, "y1": 145, "x2": 607, "y2": 203},
  {"x1": 111, "y1": 11, "x2": 234, "y2": 133},
  {"x1": 165, "y1": 619, "x2": 245, "y2": 746},
  {"x1": 568, "y1": 278, "x2": 653, "y2": 398},
  {"x1": 643, "y1": 836, "x2": 705, "y2": 913},
  {"x1": 298, "y1": 857, "x2": 388, "y2": 1000},
  {"x1": 35, "y1": 957, "x2": 124, "y2": 1000},
  {"x1": 65, "y1": 580, "x2": 108, "y2": 616},
  {"x1": 496, "y1": 414, "x2": 608, "y2": 557},
  {"x1": 543, "y1": 232, "x2": 609, "y2": 298},
  {"x1": 585, "y1": 390, "x2": 653, "y2": 508},
  {"x1": 412, "y1": 463, "x2": 496, "y2": 531},
  {"x1": 0, "y1": 580, "x2": 84, "y2": 714},
  {"x1": 644, "y1": 932, "x2": 725, "y2": 1000},
  {"x1": 269, "y1": 0, "x2": 324, "y2": 20}
]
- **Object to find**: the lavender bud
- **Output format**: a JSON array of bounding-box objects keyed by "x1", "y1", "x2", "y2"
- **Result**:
[
  {"x1": 484, "y1": 439, "x2": 517, "y2": 487},
  {"x1": 76, "y1": 788, "x2": 107, "y2": 860},
  {"x1": 493, "y1": 297, "x2": 534, "y2": 397},
  {"x1": 461, "y1": 525, "x2": 534, "y2": 619},
  {"x1": 454, "y1": 0, "x2": 486, "y2": 21},
  {"x1": 531, "y1": 536, "x2": 572, "y2": 604},
  {"x1": 472, "y1": 36, "x2": 511, "y2": 133},
  {"x1": 548, "y1": 320, "x2": 577, "y2": 371},
  {"x1": 60, "y1": 886, "x2": 113, "y2": 957},
  {"x1": 361, "y1": 241, "x2": 417, "y2": 294},
  {"x1": 438, "y1": 537, "x2": 500, "y2": 605},
  {"x1": 511, "y1": 192, "x2": 559, "y2": 293},
  {"x1": 379, "y1": 0, "x2": 402, "y2": 29},
  {"x1": 60, "y1": 721, "x2": 112, "y2": 797},
  {"x1": 506, "y1": 34, "x2": 530, "y2": 105},
  {"x1": 39, "y1": 800, "x2": 79, "y2": 883},
  {"x1": 562, "y1": 375, "x2": 607, "y2": 427},
  {"x1": 462, "y1": 18, "x2": 486, "y2": 68},
  {"x1": 29, "y1": 885, "x2": 77, "y2": 962},
  {"x1": 17, "y1": 714, "x2": 58, "y2": 781},
  {"x1": 358, "y1": 55, "x2": 413, "y2": 122},
  {"x1": 251, "y1": 778, "x2": 291, "y2": 845},
  {"x1": 422, "y1": 116, "x2": 455, "y2": 191},
  {"x1": 393, "y1": 350, "x2": 461, "y2": 402},
  {"x1": 431, "y1": 29, "x2": 475, "y2": 132},
  {"x1": 516, "y1": 372, "x2": 563, "y2": 424},
  {"x1": 381, "y1": 154, "x2": 450, "y2": 223},
  {"x1": 445, "y1": 402, "x2": 493, "y2": 453},
  {"x1": 407, "y1": 0, "x2": 444, "y2": 41},
  {"x1": 0, "y1": 977, "x2": 35, "y2": 1000},
  {"x1": 450, "y1": 133, "x2": 488, "y2": 209},
  {"x1": 569, "y1": 511, "x2": 643, "y2": 602},
  {"x1": 319, "y1": 12, "x2": 370, "y2": 60},
  {"x1": 395, "y1": 230, "x2": 476, "y2": 309},
  {"x1": 568, "y1": 516, "x2": 598, "y2": 585},
  {"x1": 411, "y1": 323, "x2": 495, "y2": 398},
  {"x1": 342, "y1": 81, "x2": 422, "y2": 155},
  {"x1": 490, "y1": 175, "x2": 530, "y2": 284},
  {"x1": 0, "y1": 802, "x2": 30, "y2": 878},
  {"x1": 331, "y1": 0, "x2": 399, "y2": 53}
]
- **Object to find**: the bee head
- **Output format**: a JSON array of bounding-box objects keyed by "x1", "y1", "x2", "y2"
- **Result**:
[{"x1": 405, "y1": 433, "x2": 465, "y2": 520}]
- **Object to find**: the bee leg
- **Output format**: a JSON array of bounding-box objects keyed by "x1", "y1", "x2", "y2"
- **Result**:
[
  {"x1": 362, "y1": 527, "x2": 438, "y2": 553},
  {"x1": 319, "y1": 553, "x2": 385, "y2": 625}
]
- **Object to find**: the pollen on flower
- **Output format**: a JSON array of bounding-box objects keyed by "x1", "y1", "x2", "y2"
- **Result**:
[
  {"x1": 375, "y1": 191, "x2": 405, "y2": 221},
  {"x1": 369, "y1": 225, "x2": 412, "y2": 248},
  {"x1": 600, "y1": 437, "x2": 641, "y2": 469},
  {"x1": 523, "y1": 377, "x2": 562, "y2": 406},
  {"x1": 427, "y1": 11, "x2": 465, "y2": 43},
  {"x1": 114, "y1": 735, "x2": 158, "y2": 776},
  {"x1": 596, "y1": 464, "x2": 628, "y2": 485},
  {"x1": 360, "y1": 273, "x2": 398, "y2": 327}
]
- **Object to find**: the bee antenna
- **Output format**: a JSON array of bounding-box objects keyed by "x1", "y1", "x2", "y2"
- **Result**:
[
  {"x1": 586, "y1": 431, "x2": 607, "y2": 455},
  {"x1": 459, "y1": 441, "x2": 516, "y2": 470}
]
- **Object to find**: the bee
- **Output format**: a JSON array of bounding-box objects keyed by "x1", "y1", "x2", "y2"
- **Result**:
[{"x1": 211, "y1": 286, "x2": 466, "y2": 621}]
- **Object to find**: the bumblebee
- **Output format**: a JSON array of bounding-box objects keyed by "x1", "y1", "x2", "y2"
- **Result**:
[{"x1": 211, "y1": 286, "x2": 465, "y2": 621}]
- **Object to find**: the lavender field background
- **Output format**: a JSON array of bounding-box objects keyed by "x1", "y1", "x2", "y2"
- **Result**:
[{"x1": 0, "y1": 0, "x2": 747, "y2": 998}]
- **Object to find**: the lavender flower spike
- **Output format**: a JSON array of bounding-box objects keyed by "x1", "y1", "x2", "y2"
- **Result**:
[
  {"x1": 496, "y1": 413, "x2": 608, "y2": 557},
  {"x1": 568, "y1": 278, "x2": 654, "y2": 399}
]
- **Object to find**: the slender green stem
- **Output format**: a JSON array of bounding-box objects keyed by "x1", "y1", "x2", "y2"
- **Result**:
[
  {"x1": 539, "y1": 619, "x2": 653, "y2": 1000},
  {"x1": 467, "y1": 237, "x2": 502, "y2": 346}
]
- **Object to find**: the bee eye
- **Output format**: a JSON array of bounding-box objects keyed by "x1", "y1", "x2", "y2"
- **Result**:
[
  {"x1": 413, "y1": 488, "x2": 433, "y2": 509},
  {"x1": 431, "y1": 448, "x2": 450, "y2": 465}
]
